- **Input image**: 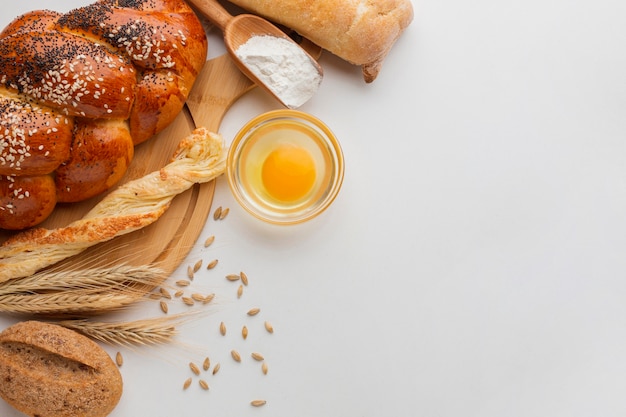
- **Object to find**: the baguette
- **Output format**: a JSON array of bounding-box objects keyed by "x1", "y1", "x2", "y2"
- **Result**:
[
  {"x1": 0, "y1": 127, "x2": 226, "y2": 283},
  {"x1": 225, "y1": 0, "x2": 414, "y2": 82}
]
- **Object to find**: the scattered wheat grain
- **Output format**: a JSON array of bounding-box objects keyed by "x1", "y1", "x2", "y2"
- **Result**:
[
  {"x1": 251, "y1": 352, "x2": 264, "y2": 361},
  {"x1": 174, "y1": 290, "x2": 184, "y2": 298},
  {"x1": 231, "y1": 349, "x2": 241, "y2": 362},
  {"x1": 176, "y1": 280, "x2": 190, "y2": 287},
  {"x1": 240, "y1": 271, "x2": 249, "y2": 286},
  {"x1": 189, "y1": 362, "x2": 200, "y2": 376},
  {"x1": 148, "y1": 293, "x2": 162, "y2": 300},
  {"x1": 193, "y1": 259, "x2": 203, "y2": 273},
  {"x1": 226, "y1": 274, "x2": 240, "y2": 282},
  {"x1": 199, "y1": 379, "x2": 209, "y2": 390},
  {"x1": 159, "y1": 287, "x2": 172, "y2": 299},
  {"x1": 264, "y1": 321, "x2": 274, "y2": 334},
  {"x1": 204, "y1": 235, "x2": 215, "y2": 247},
  {"x1": 220, "y1": 321, "x2": 226, "y2": 336},
  {"x1": 251, "y1": 400, "x2": 266, "y2": 407},
  {"x1": 212, "y1": 363, "x2": 220, "y2": 375},
  {"x1": 115, "y1": 351, "x2": 123, "y2": 367},
  {"x1": 182, "y1": 297, "x2": 194, "y2": 306},
  {"x1": 203, "y1": 293, "x2": 215, "y2": 304},
  {"x1": 206, "y1": 259, "x2": 218, "y2": 270},
  {"x1": 242, "y1": 325, "x2": 248, "y2": 340},
  {"x1": 237, "y1": 284, "x2": 243, "y2": 298},
  {"x1": 187, "y1": 265, "x2": 194, "y2": 280},
  {"x1": 262, "y1": 362, "x2": 268, "y2": 375},
  {"x1": 213, "y1": 206, "x2": 222, "y2": 220},
  {"x1": 191, "y1": 293, "x2": 205, "y2": 302},
  {"x1": 247, "y1": 307, "x2": 260, "y2": 316},
  {"x1": 203, "y1": 357, "x2": 210, "y2": 371},
  {"x1": 219, "y1": 207, "x2": 230, "y2": 220},
  {"x1": 160, "y1": 300, "x2": 168, "y2": 314},
  {"x1": 183, "y1": 377, "x2": 192, "y2": 390}
]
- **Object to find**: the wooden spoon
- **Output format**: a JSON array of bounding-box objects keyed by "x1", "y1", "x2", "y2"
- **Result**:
[{"x1": 186, "y1": 0, "x2": 323, "y2": 108}]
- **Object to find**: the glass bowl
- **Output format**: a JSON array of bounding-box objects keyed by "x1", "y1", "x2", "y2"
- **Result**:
[{"x1": 226, "y1": 109, "x2": 344, "y2": 225}]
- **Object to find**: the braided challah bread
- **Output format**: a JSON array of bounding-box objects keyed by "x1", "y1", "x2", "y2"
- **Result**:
[{"x1": 0, "y1": 0, "x2": 207, "y2": 230}]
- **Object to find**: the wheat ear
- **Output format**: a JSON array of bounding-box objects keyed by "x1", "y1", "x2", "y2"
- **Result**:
[
  {"x1": 0, "y1": 264, "x2": 166, "y2": 315},
  {"x1": 57, "y1": 315, "x2": 189, "y2": 347}
]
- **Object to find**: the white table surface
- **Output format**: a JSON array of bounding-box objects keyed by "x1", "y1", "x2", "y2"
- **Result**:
[{"x1": 2, "y1": 1, "x2": 626, "y2": 416}]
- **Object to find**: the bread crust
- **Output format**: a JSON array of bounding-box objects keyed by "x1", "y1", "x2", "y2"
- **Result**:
[
  {"x1": 227, "y1": 0, "x2": 413, "y2": 82},
  {"x1": 0, "y1": 321, "x2": 123, "y2": 417},
  {"x1": 0, "y1": 0, "x2": 208, "y2": 229},
  {"x1": 0, "y1": 174, "x2": 57, "y2": 230},
  {"x1": 0, "y1": 92, "x2": 74, "y2": 176},
  {"x1": 0, "y1": 30, "x2": 138, "y2": 119},
  {"x1": 55, "y1": 119, "x2": 135, "y2": 203}
]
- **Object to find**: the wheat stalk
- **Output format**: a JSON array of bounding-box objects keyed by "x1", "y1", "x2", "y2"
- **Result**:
[
  {"x1": 0, "y1": 264, "x2": 166, "y2": 315},
  {"x1": 57, "y1": 315, "x2": 190, "y2": 347},
  {"x1": 0, "y1": 264, "x2": 166, "y2": 294},
  {"x1": 0, "y1": 293, "x2": 144, "y2": 315}
]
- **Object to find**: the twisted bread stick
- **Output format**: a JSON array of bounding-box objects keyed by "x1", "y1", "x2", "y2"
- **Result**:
[{"x1": 0, "y1": 127, "x2": 226, "y2": 283}]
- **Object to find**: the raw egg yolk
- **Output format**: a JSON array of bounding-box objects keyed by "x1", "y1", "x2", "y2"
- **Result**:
[{"x1": 261, "y1": 143, "x2": 316, "y2": 202}]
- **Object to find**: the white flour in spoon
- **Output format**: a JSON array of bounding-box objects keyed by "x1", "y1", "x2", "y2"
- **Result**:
[{"x1": 235, "y1": 35, "x2": 322, "y2": 108}]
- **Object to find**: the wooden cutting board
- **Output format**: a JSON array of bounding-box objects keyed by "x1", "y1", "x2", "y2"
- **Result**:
[{"x1": 0, "y1": 54, "x2": 255, "y2": 276}]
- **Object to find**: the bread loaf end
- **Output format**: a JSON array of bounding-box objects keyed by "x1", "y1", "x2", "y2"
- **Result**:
[{"x1": 0, "y1": 321, "x2": 123, "y2": 417}]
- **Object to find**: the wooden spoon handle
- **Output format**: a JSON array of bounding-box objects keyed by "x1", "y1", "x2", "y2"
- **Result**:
[
  {"x1": 186, "y1": 0, "x2": 233, "y2": 32},
  {"x1": 185, "y1": 54, "x2": 254, "y2": 130}
]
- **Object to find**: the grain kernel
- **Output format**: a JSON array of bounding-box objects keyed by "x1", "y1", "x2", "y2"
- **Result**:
[
  {"x1": 213, "y1": 206, "x2": 222, "y2": 220},
  {"x1": 187, "y1": 265, "x2": 194, "y2": 280},
  {"x1": 231, "y1": 350, "x2": 241, "y2": 362},
  {"x1": 115, "y1": 352, "x2": 123, "y2": 367},
  {"x1": 242, "y1": 325, "x2": 248, "y2": 340},
  {"x1": 199, "y1": 379, "x2": 209, "y2": 390},
  {"x1": 193, "y1": 259, "x2": 203, "y2": 273},
  {"x1": 226, "y1": 273, "x2": 240, "y2": 282},
  {"x1": 206, "y1": 259, "x2": 218, "y2": 270},
  {"x1": 191, "y1": 293, "x2": 205, "y2": 302},
  {"x1": 251, "y1": 352, "x2": 264, "y2": 361},
  {"x1": 264, "y1": 321, "x2": 274, "y2": 334},
  {"x1": 237, "y1": 284, "x2": 243, "y2": 298},
  {"x1": 247, "y1": 307, "x2": 260, "y2": 316},
  {"x1": 159, "y1": 287, "x2": 172, "y2": 299},
  {"x1": 203, "y1": 357, "x2": 210, "y2": 371},
  {"x1": 189, "y1": 362, "x2": 200, "y2": 376},
  {"x1": 176, "y1": 280, "x2": 190, "y2": 287},
  {"x1": 262, "y1": 362, "x2": 268, "y2": 375},
  {"x1": 212, "y1": 363, "x2": 220, "y2": 375},
  {"x1": 183, "y1": 377, "x2": 192, "y2": 390},
  {"x1": 251, "y1": 400, "x2": 266, "y2": 407},
  {"x1": 160, "y1": 300, "x2": 168, "y2": 314},
  {"x1": 219, "y1": 322, "x2": 226, "y2": 336},
  {"x1": 240, "y1": 271, "x2": 249, "y2": 286},
  {"x1": 204, "y1": 235, "x2": 215, "y2": 247},
  {"x1": 182, "y1": 297, "x2": 195, "y2": 306}
]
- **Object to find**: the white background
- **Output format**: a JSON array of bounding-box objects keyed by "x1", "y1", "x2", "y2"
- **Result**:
[{"x1": 2, "y1": 0, "x2": 626, "y2": 416}]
